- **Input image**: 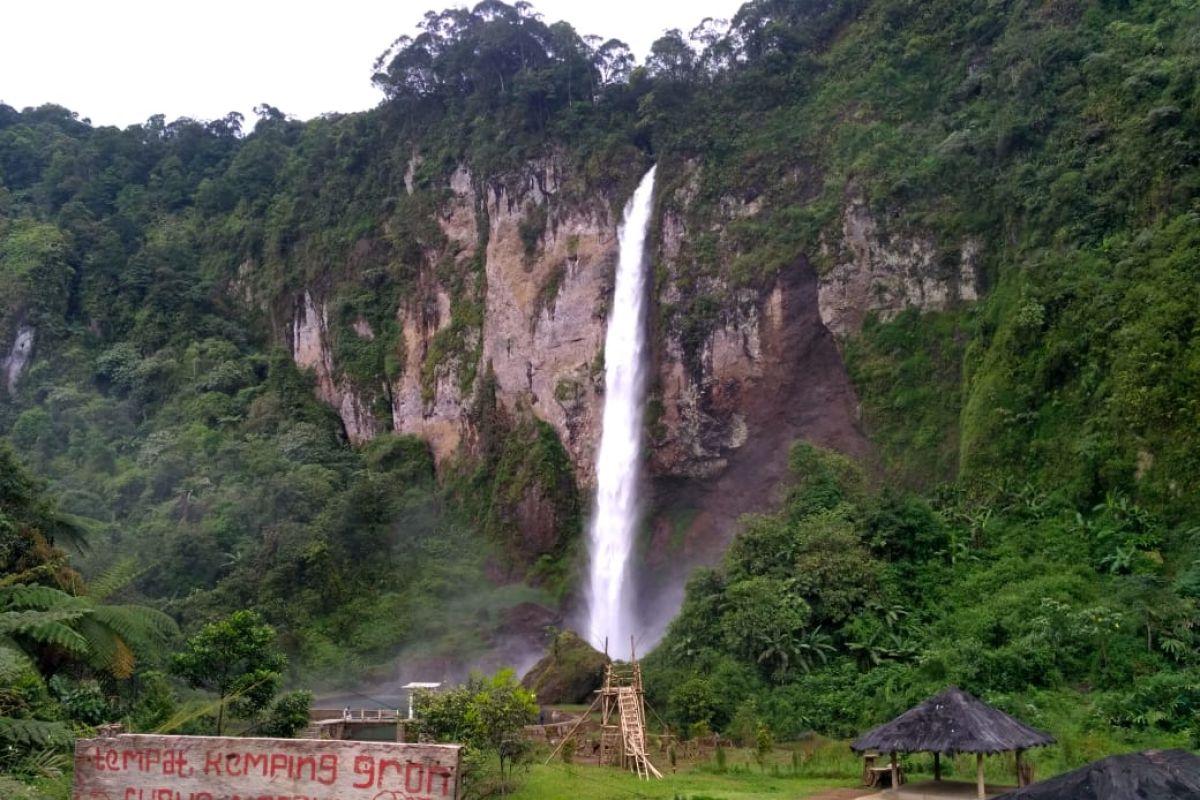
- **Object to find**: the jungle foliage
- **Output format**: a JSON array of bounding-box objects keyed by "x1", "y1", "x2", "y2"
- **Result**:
[
  {"x1": 645, "y1": 442, "x2": 1200, "y2": 765},
  {"x1": 414, "y1": 669, "x2": 538, "y2": 797}
]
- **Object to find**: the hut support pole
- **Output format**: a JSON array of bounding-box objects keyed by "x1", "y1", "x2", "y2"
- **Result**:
[
  {"x1": 934, "y1": 752, "x2": 941, "y2": 781},
  {"x1": 976, "y1": 753, "x2": 985, "y2": 799},
  {"x1": 890, "y1": 751, "x2": 898, "y2": 793},
  {"x1": 1015, "y1": 749, "x2": 1024, "y2": 787}
]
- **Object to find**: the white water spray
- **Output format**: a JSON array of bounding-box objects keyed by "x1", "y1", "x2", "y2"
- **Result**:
[{"x1": 586, "y1": 165, "x2": 657, "y2": 651}]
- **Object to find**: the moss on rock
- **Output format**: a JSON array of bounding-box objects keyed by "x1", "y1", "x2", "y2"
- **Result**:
[{"x1": 521, "y1": 630, "x2": 608, "y2": 705}]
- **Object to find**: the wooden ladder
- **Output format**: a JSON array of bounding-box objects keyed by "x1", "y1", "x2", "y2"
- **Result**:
[{"x1": 617, "y1": 687, "x2": 662, "y2": 779}]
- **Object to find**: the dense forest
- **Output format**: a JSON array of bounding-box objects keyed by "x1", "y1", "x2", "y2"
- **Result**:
[{"x1": 3, "y1": 0, "x2": 1200, "y2": 795}]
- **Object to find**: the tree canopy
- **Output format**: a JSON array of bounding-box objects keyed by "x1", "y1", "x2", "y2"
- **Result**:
[{"x1": 169, "y1": 610, "x2": 286, "y2": 735}]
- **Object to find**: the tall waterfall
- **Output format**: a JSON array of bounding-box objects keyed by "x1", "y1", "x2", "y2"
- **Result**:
[{"x1": 586, "y1": 165, "x2": 657, "y2": 651}]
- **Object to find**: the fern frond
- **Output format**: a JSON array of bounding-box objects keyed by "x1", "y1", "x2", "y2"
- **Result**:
[
  {"x1": 0, "y1": 584, "x2": 82, "y2": 611},
  {"x1": 45, "y1": 511, "x2": 94, "y2": 554},
  {"x1": 74, "y1": 616, "x2": 138, "y2": 678},
  {"x1": 18, "y1": 620, "x2": 90, "y2": 654},
  {"x1": 90, "y1": 604, "x2": 178, "y2": 644},
  {"x1": 86, "y1": 559, "x2": 143, "y2": 602},
  {"x1": 112, "y1": 638, "x2": 135, "y2": 679},
  {"x1": 112, "y1": 633, "x2": 136, "y2": 681},
  {"x1": 74, "y1": 616, "x2": 123, "y2": 677},
  {"x1": 0, "y1": 639, "x2": 35, "y2": 677},
  {"x1": 0, "y1": 608, "x2": 89, "y2": 637},
  {"x1": 0, "y1": 717, "x2": 73, "y2": 748}
]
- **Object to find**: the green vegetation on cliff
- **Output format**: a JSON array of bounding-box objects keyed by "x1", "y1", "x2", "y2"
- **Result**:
[
  {"x1": 646, "y1": 442, "x2": 1200, "y2": 764},
  {"x1": 638, "y1": 0, "x2": 1200, "y2": 770},
  {"x1": 648, "y1": 0, "x2": 1200, "y2": 519}
]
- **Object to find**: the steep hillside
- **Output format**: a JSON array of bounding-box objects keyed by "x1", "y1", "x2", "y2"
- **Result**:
[{"x1": 2, "y1": 0, "x2": 1200, "y2": 749}]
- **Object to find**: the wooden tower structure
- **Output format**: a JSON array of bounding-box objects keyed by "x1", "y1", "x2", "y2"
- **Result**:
[
  {"x1": 598, "y1": 639, "x2": 662, "y2": 779},
  {"x1": 545, "y1": 637, "x2": 662, "y2": 779}
]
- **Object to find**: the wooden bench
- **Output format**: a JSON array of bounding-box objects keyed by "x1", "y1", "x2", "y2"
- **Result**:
[{"x1": 863, "y1": 753, "x2": 906, "y2": 788}]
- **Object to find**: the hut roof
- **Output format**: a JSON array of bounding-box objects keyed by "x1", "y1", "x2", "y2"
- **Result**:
[
  {"x1": 850, "y1": 686, "x2": 1055, "y2": 755},
  {"x1": 994, "y1": 749, "x2": 1200, "y2": 800}
]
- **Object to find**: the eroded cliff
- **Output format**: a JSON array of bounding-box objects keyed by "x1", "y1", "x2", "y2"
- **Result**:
[{"x1": 265, "y1": 154, "x2": 980, "y2": 623}]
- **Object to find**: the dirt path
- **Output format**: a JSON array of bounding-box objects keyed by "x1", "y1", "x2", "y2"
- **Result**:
[{"x1": 806, "y1": 790, "x2": 876, "y2": 800}]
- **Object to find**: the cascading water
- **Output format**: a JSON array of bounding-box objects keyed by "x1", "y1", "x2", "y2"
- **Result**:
[{"x1": 586, "y1": 165, "x2": 657, "y2": 651}]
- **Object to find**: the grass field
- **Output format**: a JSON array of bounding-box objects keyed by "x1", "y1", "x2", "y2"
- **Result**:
[
  {"x1": 508, "y1": 742, "x2": 863, "y2": 800},
  {"x1": 510, "y1": 762, "x2": 859, "y2": 800}
]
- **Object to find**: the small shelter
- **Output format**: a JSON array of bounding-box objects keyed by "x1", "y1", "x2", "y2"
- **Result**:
[
  {"x1": 851, "y1": 686, "x2": 1055, "y2": 799},
  {"x1": 400, "y1": 681, "x2": 442, "y2": 720},
  {"x1": 994, "y1": 749, "x2": 1200, "y2": 799}
]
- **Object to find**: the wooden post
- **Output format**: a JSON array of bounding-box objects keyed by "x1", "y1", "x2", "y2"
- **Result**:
[
  {"x1": 934, "y1": 751, "x2": 941, "y2": 781},
  {"x1": 1015, "y1": 749, "x2": 1024, "y2": 787},
  {"x1": 976, "y1": 753, "x2": 985, "y2": 800},
  {"x1": 890, "y1": 751, "x2": 899, "y2": 793}
]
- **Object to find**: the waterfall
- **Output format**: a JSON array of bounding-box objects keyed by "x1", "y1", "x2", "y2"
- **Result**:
[{"x1": 586, "y1": 165, "x2": 657, "y2": 651}]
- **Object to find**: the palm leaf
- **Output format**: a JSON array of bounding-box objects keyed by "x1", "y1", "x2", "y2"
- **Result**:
[{"x1": 154, "y1": 696, "x2": 229, "y2": 735}]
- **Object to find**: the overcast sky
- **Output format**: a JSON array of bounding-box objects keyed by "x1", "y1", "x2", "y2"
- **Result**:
[{"x1": 2, "y1": 0, "x2": 744, "y2": 129}]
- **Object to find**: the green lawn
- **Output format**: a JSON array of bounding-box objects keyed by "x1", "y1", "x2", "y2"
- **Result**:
[{"x1": 510, "y1": 762, "x2": 858, "y2": 799}]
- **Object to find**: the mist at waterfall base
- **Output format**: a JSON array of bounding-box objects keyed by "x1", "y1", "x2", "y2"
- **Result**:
[{"x1": 585, "y1": 165, "x2": 657, "y2": 654}]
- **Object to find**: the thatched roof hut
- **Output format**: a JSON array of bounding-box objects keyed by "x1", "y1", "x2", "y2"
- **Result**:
[
  {"x1": 851, "y1": 687, "x2": 1055, "y2": 799},
  {"x1": 851, "y1": 686, "x2": 1055, "y2": 755},
  {"x1": 994, "y1": 749, "x2": 1200, "y2": 799}
]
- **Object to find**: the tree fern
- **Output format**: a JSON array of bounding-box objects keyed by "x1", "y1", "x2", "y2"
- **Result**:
[
  {"x1": 86, "y1": 604, "x2": 177, "y2": 675},
  {"x1": 1, "y1": 584, "x2": 85, "y2": 612},
  {"x1": 0, "y1": 584, "x2": 177, "y2": 678},
  {"x1": 0, "y1": 641, "x2": 35, "y2": 675},
  {"x1": 0, "y1": 718, "x2": 72, "y2": 748},
  {"x1": 0, "y1": 608, "x2": 89, "y2": 637},
  {"x1": 42, "y1": 510, "x2": 93, "y2": 555},
  {"x1": 15, "y1": 619, "x2": 91, "y2": 655},
  {"x1": 75, "y1": 615, "x2": 136, "y2": 679},
  {"x1": 89, "y1": 604, "x2": 177, "y2": 647},
  {"x1": 86, "y1": 558, "x2": 142, "y2": 602}
]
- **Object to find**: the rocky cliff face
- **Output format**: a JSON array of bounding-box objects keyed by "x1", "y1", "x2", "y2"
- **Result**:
[
  {"x1": 389, "y1": 165, "x2": 473, "y2": 462},
  {"x1": 272, "y1": 157, "x2": 980, "y2": 593},
  {"x1": 818, "y1": 197, "x2": 980, "y2": 336},
  {"x1": 477, "y1": 161, "x2": 615, "y2": 485},
  {"x1": 286, "y1": 157, "x2": 619, "y2": 478},
  {"x1": 291, "y1": 292, "x2": 383, "y2": 444}
]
